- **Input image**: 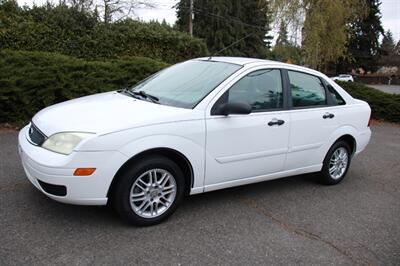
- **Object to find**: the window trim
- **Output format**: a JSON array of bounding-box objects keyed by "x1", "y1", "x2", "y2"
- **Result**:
[
  {"x1": 210, "y1": 68, "x2": 286, "y2": 115},
  {"x1": 322, "y1": 79, "x2": 347, "y2": 106}
]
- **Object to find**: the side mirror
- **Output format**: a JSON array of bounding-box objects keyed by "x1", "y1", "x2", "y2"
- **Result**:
[{"x1": 217, "y1": 102, "x2": 252, "y2": 116}]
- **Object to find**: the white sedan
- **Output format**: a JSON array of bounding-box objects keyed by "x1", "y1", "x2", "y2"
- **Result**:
[
  {"x1": 331, "y1": 74, "x2": 354, "y2": 82},
  {"x1": 18, "y1": 57, "x2": 371, "y2": 225}
]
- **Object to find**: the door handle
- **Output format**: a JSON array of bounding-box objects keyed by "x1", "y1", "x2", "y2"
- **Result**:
[
  {"x1": 268, "y1": 118, "x2": 285, "y2": 126},
  {"x1": 323, "y1": 112, "x2": 335, "y2": 119}
]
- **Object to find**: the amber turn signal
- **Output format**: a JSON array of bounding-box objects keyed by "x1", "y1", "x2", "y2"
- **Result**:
[{"x1": 73, "y1": 168, "x2": 96, "y2": 176}]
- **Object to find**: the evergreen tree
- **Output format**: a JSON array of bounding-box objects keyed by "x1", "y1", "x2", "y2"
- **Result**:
[
  {"x1": 380, "y1": 30, "x2": 396, "y2": 56},
  {"x1": 161, "y1": 18, "x2": 168, "y2": 27},
  {"x1": 340, "y1": 0, "x2": 384, "y2": 72},
  {"x1": 272, "y1": 22, "x2": 301, "y2": 64},
  {"x1": 175, "y1": 0, "x2": 272, "y2": 58}
]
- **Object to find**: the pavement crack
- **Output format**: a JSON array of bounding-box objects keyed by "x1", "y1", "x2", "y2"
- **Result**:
[{"x1": 239, "y1": 195, "x2": 376, "y2": 266}]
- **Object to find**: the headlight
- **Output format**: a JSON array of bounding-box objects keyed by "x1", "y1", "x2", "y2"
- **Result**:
[{"x1": 42, "y1": 132, "x2": 94, "y2": 155}]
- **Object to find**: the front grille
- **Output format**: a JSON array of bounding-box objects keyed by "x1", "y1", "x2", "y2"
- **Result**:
[
  {"x1": 28, "y1": 123, "x2": 46, "y2": 146},
  {"x1": 38, "y1": 180, "x2": 67, "y2": 196}
]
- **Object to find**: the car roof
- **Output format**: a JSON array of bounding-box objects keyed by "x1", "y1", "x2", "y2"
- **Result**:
[
  {"x1": 196, "y1": 56, "x2": 272, "y2": 65},
  {"x1": 195, "y1": 56, "x2": 322, "y2": 77}
]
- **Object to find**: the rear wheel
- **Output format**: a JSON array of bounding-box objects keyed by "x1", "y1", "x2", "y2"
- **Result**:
[
  {"x1": 112, "y1": 155, "x2": 185, "y2": 226},
  {"x1": 320, "y1": 140, "x2": 351, "y2": 185}
]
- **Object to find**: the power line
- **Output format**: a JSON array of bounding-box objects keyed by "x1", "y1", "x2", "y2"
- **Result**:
[
  {"x1": 177, "y1": 5, "x2": 302, "y2": 42},
  {"x1": 137, "y1": 3, "x2": 303, "y2": 42},
  {"x1": 211, "y1": 32, "x2": 255, "y2": 57}
]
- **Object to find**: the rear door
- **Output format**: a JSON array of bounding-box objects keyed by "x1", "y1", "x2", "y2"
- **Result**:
[{"x1": 284, "y1": 70, "x2": 338, "y2": 170}]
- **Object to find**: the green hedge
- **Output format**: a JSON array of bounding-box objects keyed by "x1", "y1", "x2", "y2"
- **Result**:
[
  {"x1": 338, "y1": 81, "x2": 400, "y2": 123},
  {"x1": 0, "y1": 50, "x2": 168, "y2": 124},
  {"x1": 1, "y1": 51, "x2": 398, "y2": 125},
  {"x1": 0, "y1": 2, "x2": 208, "y2": 63}
]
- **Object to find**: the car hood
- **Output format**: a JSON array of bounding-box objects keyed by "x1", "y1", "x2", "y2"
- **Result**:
[{"x1": 32, "y1": 91, "x2": 193, "y2": 136}]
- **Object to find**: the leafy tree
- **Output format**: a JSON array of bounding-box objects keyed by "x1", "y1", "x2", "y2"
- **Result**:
[
  {"x1": 100, "y1": 0, "x2": 154, "y2": 24},
  {"x1": 275, "y1": 22, "x2": 289, "y2": 46},
  {"x1": 67, "y1": 0, "x2": 93, "y2": 12},
  {"x1": 270, "y1": 0, "x2": 366, "y2": 71},
  {"x1": 380, "y1": 30, "x2": 396, "y2": 56},
  {"x1": 175, "y1": 0, "x2": 272, "y2": 58}
]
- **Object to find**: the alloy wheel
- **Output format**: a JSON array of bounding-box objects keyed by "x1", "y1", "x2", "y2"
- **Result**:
[
  {"x1": 129, "y1": 169, "x2": 177, "y2": 218},
  {"x1": 328, "y1": 147, "x2": 349, "y2": 180}
]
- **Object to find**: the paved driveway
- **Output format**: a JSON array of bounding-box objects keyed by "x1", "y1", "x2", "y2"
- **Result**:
[
  {"x1": 369, "y1": 84, "x2": 400, "y2": 94},
  {"x1": 1, "y1": 123, "x2": 399, "y2": 265}
]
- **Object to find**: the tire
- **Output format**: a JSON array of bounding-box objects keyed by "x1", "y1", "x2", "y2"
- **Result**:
[
  {"x1": 112, "y1": 155, "x2": 185, "y2": 226},
  {"x1": 320, "y1": 140, "x2": 352, "y2": 185}
]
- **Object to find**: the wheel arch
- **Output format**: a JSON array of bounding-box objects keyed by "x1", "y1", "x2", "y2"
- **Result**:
[
  {"x1": 335, "y1": 134, "x2": 357, "y2": 155},
  {"x1": 107, "y1": 147, "x2": 194, "y2": 200},
  {"x1": 315, "y1": 126, "x2": 359, "y2": 168}
]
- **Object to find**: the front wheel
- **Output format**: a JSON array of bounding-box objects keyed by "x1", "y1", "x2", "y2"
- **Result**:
[
  {"x1": 112, "y1": 156, "x2": 185, "y2": 226},
  {"x1": 320, "y1": 140, "x2": 351, "y2": 185}
]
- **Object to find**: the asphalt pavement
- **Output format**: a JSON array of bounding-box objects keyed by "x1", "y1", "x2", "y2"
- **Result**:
[
  {"x1": 1, "y1": 123, "x2": 399, "y2": 266},
  {"x1": 369, "y1": 84, "x2": 400, "y2": 95}
]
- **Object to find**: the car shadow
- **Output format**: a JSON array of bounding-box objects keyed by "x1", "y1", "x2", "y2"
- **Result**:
[{"x1": 26, "y1": 173, "x2": 320, "y2": 227}]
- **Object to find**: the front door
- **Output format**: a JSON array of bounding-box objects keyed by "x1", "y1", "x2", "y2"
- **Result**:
[{"x1": 204, "y1": 69, "x2": 290, "y2": 189}]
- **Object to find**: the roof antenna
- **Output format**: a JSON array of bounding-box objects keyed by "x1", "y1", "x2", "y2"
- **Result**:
[{"x1": 208, "y1": 33, "x2": 254, "y2": 60}]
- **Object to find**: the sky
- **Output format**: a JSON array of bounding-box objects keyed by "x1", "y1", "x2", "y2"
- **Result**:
[{"x1": 17, "y1": 0, "x2": 400, "y2": 41}]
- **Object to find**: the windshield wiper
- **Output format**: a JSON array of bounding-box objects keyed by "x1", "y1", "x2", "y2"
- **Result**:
[
  {"x1": 132, "y1": 90, "x2": 160, "y2": 103},
  {"x1": 119, "y1": 88, "x2": 159, "y2": 104},
  {"x1": 119, "y1": 88, "x2": 140, "y2": 98}
]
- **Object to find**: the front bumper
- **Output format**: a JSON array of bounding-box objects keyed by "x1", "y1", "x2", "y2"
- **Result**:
[{"x1": 18, "y1": 126, "x2": 128, "y2": 205}]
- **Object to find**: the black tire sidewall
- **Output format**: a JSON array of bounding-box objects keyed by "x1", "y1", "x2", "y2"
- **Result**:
[
  {"x1": 321, "y1": 140, "x2": 352, "y2": 185},
  {"x1": 113, "y1": 155, "x2": 185, "y2": 226}
]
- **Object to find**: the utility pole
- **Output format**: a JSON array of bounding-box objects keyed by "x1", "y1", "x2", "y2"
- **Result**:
[{"x1": 188, "y1": 0, "x2": 193, "y2": 37}]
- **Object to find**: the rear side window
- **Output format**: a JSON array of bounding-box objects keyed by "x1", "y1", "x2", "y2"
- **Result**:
[
  {"x1": 288, "y1": 71, "x2": 327, "y2": 107},
  {"x1": 327, "y1": 84, "x2": 346, "y2": 105}
]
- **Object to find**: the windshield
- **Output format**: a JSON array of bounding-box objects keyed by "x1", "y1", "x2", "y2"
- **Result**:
[{"x1": 130, "y1": 60, "x2": 242, "y2": 108}]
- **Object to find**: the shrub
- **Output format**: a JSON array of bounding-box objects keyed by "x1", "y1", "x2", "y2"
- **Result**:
[
  {"x1": 338, "y1": 81, "x2": 400, "y2": 123},
  {"x1": 2, "y1": 50, "x2": 398, "y2": 125},
  {"x1": 0, "y1": 50, "x2": 168, "y2": 124},
  {"x1": 0, "y1": 3, "x2": 208, "y2": 63}
]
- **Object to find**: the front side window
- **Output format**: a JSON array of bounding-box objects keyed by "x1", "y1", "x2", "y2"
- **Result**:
[
  {"x1": 130, "y1": 60, "x2": 241, "y2": 108},
  {"x1": 215, "y1": 69, "x2": 283, "y2": 112},
  {"x1": 288, "y1": 71, "x2": 327, "y2": 107}
]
